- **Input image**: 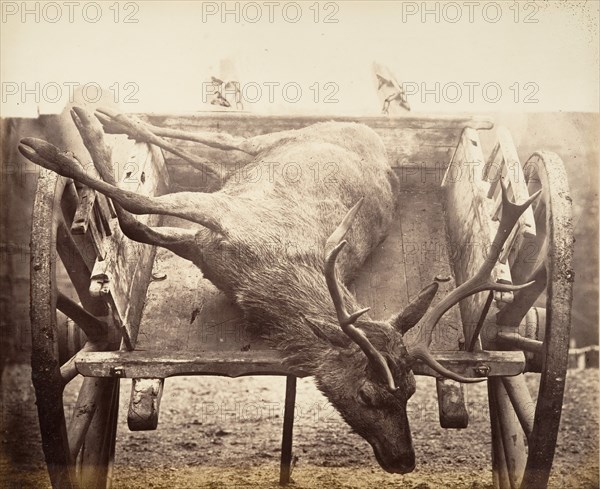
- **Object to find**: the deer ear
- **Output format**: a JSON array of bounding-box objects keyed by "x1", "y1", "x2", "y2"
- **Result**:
[
  {"x1": 301, "y1": 315, "x2": 351, "y2": 348},
  {"x1": 390, "y1": 282, "x2": 439, "y2": 334}
]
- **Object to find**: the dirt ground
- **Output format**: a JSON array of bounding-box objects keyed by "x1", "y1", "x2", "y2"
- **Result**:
[{"x1": 1, "y1": 365, "x2": 598, "y2": 489}]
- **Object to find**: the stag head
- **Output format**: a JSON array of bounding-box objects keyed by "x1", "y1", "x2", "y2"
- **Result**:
[{"x1": 315, "y1": 190, "x2": 539, "y2": 473}]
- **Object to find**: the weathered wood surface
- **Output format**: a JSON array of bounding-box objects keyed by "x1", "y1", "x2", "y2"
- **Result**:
[
  {"x1": 87, "y1": 141, "x2": 169, "y2": 348},
  {"x1": 134, "y1": 216, "x2": 257, "y2": 353},
  {"x1": 76, "y1": 349, "x2": 525, "y2": 379},
  {"x1": 127, "y1": 378, "x2": 164, "y2": 431},
  {"x1": 85, "y1": 116, "x2": 509, "y2": 380},
  {"x1": 139, "y1": 113, "x2": 493, "y2": 190},
  {"x1": 79, "y1": 350, "x2": 307, "y2": 378},
  {"x1": 483, "y1": 126, "x2": 536, "y2": 267},
  {"x1": 490, "y1": 378, "x2": 528, "y2": 488},
  {"x1": 441, "y1": 128, "x2": 508, "y2": 349},
  {"x1": 514, "y1": 152, "x2": 574, "y2": 489},
  {"x1": 353, "y1": 173, "x2": 463, "y2": 351},
  {"x1": 436, "y1": 379, "x2": 469, "y2": 428},
  {"x1": 133, "y1": 173, "x2": 462, "y2": 360}
]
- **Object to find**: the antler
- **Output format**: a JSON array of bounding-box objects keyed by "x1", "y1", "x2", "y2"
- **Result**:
[
  {"x1": 405, "y1": 182, "x2": 542, "y2": 382},
  {"x1": 325, "y1": 198, "x2": 398, "y2": 392}
]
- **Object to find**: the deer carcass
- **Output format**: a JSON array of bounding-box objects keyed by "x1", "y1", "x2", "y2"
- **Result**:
[{"x1": 19, "y1": 107, "x2": 537, "y2": 474}]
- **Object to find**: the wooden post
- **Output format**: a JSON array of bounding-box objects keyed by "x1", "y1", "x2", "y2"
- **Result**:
[
  {"x1": 279, "y1": 376, "x2": 297, "y2": 485},
  {"x1": 436, "y1": 378, "x2": 468, "y2": 428},
  {"x1": 128, "y1": 378, "x2": 164, "y2": 431}
]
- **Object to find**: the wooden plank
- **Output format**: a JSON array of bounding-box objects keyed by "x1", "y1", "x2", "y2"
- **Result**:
[
  {"x1": 88, "y1": 141, "x2": 168, "y2": 348},
  {"x1": 395, "y1": 184, "x2": 463, "y2": 350},
  {"x1": 351, "y1": 173, "x2": 412, "y2": 320},
  {"x1": 75, "y1": 349, "x2": 525, "y2": 379},
  {"x1": 442, "y1": 128, "x2": 504, "y2": 349},
  {"x1": 141, "y1": 112, "x2": 494, "y2": 131},
  {"x1": 139, "y1": 113, "x2": 493, "y2": 189},
  {"x1": 70, "y1": 185, "x2": 96, "y2": 235},
  {"x1": 134, "y1": 216, "x2": 262, "y2": 353},
  {"x1": 483, "y1": 126, "x2": 536, "y2": 267}
]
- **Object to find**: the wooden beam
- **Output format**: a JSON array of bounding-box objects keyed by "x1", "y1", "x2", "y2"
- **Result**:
[
  {"x1": 70, "y1": 185, "x2": 96, "y2": 235},
  {"x1": 140, "y1": 112, "x2": 494, "y2": 130},
  {"x1": 75, "y1": 350, "x2": 524, "y2": 379},
  {"x1": 139, "y1": 112, "x2": 494, "y2": 189}
]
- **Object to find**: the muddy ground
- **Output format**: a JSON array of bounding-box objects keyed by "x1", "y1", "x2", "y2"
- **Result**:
[{"x1": 1, "y1": 366, "x2": 598, "y2": 489}]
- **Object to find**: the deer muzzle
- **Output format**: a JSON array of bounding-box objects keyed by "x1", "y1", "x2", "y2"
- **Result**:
[{"x1": 371, "y1": 439, "x2": 416, "y2": 474}]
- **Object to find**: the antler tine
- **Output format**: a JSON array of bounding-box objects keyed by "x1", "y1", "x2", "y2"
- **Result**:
[
  {"x1": 405, "y1": 181, "x2": 542, "y2": 382},
  {"x1": 325, "y1": 197, "x2": 365, "y2": 256},
  {"x1": 325, "y1": 241, "x2": 371, "y2": 326},
  {"x1": 325, "y1": 199, "x2": 398, "y2": 392}
]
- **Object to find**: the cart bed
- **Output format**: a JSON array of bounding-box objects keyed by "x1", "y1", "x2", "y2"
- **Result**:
[
  {"x1": 134, "y1": 176, "x2": 461, "y2": 356},
  {"x1": 76, "y1": 114, "x2": 526, "y2": 380}
]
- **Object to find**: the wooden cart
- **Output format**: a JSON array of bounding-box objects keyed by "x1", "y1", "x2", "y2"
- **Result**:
[{"x1": 28, "y1": 113, "x2": 573, "y2": 489}]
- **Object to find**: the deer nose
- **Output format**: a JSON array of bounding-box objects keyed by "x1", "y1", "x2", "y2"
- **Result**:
[
  {"x1": 393, "y1": 453, "x2": 416, "y2": 474},
  {"x1": 372, "y1": 442, "x2": 416, "y2": 474}
]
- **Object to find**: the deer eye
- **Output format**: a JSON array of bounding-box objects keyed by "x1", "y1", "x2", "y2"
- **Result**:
[{"x1": 358, "y1": 386, "x2": 376, "y2": 407}]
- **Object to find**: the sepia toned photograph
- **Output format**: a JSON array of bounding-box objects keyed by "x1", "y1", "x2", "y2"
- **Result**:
[{"x1": 1, "y1": 1, "x2": 598, "y2": 488}]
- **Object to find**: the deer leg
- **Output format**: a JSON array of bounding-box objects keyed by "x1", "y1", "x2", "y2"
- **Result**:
[
  {"x1": 69, "y1": 107, "x2": 203, "y2": 263},
  {"x1": 95, "y1": 107, "x2": 300, "y2": 157},
  {"x1": 95, "y1": 107, "x2": 254, "y2": 155},
  {"x1": 19, "y1": 138, "x2": 227, "y2": 235},
  {"x1": 111, "y1": 211, "x2": 202, "y2": 264},
  {"x1": 94, "y1": 108, "x2": 224, "y2": 179}
]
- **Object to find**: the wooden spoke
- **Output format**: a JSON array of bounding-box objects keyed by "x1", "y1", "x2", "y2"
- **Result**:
[
  {"x1": 79, "y1": 378, "x2": 120, "y2": 489},
  {"x1": 56, "y1": 218, "x2": 107, "y2": 317},
  {"x1": 496, "y1": 265, "x2": 547, "y2": 330},
  {"x1": 501, "y1": 376, "x2": 535, "y2": 440},
  {"x1": 491, "y1": 378, "x2": 527, "y2": 489},
  {"x1": 60, "y1": 340, "x2": 107, "y2": 385},
  {"x1": 67, "y1": 378, "x2": 101, "y2": 460},
  {"x1": 57, "y1": 291, "x2": 108, "y2": 340},
  {"x1": 489, "y1": 382, "x2": 511, "y2": 489}
]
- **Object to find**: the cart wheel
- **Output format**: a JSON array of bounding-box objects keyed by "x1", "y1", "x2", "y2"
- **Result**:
[
  {"x1": 30, "y1": 170, "x2": 120, "y2": 489},
  {"x1": 484, "y1": 152, "x2": 574, "y2": 489}
]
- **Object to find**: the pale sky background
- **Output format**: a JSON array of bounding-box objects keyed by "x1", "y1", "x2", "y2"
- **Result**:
[{"x1": 1, "y1": 0, "x2": 599, "y2": 117}]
